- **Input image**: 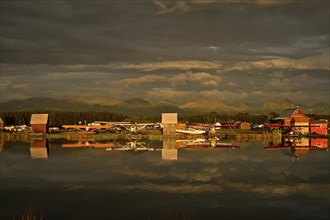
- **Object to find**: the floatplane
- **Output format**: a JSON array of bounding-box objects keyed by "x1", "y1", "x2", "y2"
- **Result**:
[
  {"x1": 62, "y1": 121, "x2": 162, "y2": 133},
  {"x1": 176, "y1": 127, "x2": 206, "y2": 135}
]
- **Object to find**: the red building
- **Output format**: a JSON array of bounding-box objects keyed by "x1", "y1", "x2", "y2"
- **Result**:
[
  {"x1": 271, "y1": 108, "x2": 310, "y2": 127},
  {"x1": 30, "y1": 114, "x2": 49, "y2": 133},
  {"x1": 309, "y1": 120, "x2": 328, "y2": 135}
]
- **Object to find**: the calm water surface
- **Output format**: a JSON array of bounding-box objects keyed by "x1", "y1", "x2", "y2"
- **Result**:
[{"x1": 0, "y1": 137, "x2": 329, "y2": 220}]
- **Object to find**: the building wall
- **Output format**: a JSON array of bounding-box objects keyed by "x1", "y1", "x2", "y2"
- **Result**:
[
  {"x1": 162, "y1": 113, "x2": 178, "y2": 124},
  {"x1": 310, "y1": 123, "x2": 328, "y2": 135},
  {"x1": 31, "y1": 124, "x2": 47, "y2": 133},
  {"x1": 292, "y1": 122, "x2": 309, "y2": 134},
  {"x1": 239, "y1": 122, "x2": 251, "y2": 130},
  {"x1": 163, "y1": 124, "x2": 176, "y2": 136},
  {"x1": 162, "y1": 113, "x2": 177, "y2": 136}
]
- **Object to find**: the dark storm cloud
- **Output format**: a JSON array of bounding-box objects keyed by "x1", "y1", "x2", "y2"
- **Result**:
[
  {"x1": 0, "y1": 0, "x2": 329, "y2": 107},
  {"x1": 2, "y1": 0, "x2": 328, "y2": 64}
]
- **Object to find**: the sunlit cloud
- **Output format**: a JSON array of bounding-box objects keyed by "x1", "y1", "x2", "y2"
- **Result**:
[
  {"x1": 264, "y1": 78, "x2": 290, "y2": 91},
  {"x1": 146, "y1": 88, "x2": 190, "y2": 100},
  {"x1": 219, "y1": 55, "x2": 330, "y2": 73},
  {"x1": 112, "y1": 60, "x2": 222, "y2": 71},
  {"x1": 169, "y1": 71, "x2": 222, "y2": 86},
  {"x1": 113, "y1": 75, "x2": 167, "y2": 87}
]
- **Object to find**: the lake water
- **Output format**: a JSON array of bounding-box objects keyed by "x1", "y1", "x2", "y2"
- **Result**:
[{"x1": 0, "y1": 137, "x2": 329, "y2": 220}]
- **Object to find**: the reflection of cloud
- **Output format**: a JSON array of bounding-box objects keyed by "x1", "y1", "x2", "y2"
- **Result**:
[
  {"x1": 154, "y1": 0, "x2": 189, "y2": 15},
  {"x1": 192, "y1": 0, "x2": 293, "y2": 6},
  {"x1": 207, "y1": 46, "x2": 218, "y2": 51},
  {"x1": 169, "y1": 167, "x2": 222, "y2": 182},
  {"x1": 224, "y1": 182, "x2": 328, "y2": 197}
]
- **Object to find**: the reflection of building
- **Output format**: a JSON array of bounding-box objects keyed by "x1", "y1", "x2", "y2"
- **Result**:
[
  {"x1": 310, "y1": 138, "x2": 328, "y2": 148},
  {"x1": 30, "y1": 139, "x2": 49, "y2": 159},
  {"x1": 264, "y1": 137, "x2": 328, "y2": 161},
  {"x1": 30, "y1": 114, "x2": 49, "y2": 133},
  {"x1": 162, "y1": 138, "x2": 178, "y2": 160},
  {"x1": 0, "y1": 117, "x2": 4, "y2": 129},
  {"x1": 0, "y1": 140, "x2": 4, "y2": 153}
]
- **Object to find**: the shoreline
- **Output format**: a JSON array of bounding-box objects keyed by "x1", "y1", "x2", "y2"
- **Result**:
[{"x1": 2, "y1": 129, "x2": 328, "y2": 142}]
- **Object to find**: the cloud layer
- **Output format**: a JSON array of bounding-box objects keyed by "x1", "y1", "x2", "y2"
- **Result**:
[{"x1": 1, "y1": 0, "x2": 329, "y2": 108}]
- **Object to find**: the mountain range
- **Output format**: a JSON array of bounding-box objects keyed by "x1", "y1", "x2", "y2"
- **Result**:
[{"x1": 0, "y1": 97, "x2": 328, "y2": 116}]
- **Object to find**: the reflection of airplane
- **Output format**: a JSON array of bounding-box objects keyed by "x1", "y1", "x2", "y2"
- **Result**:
[
  {"x1": 264, "y1": 137, "x2": 328, "y2": 161},
  {"x1": 106, "y1": 138, "x2": 160, "y2": 152},
  {"x1": 177, "y1": 138, "x2": 240, "y2": 149},
  {"x1": 62, "y1": 141, "x2": 119, "y2": 148}
]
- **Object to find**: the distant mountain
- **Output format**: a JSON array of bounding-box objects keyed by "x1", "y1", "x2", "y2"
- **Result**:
[
  {"x1": 261, "y1": 100, "x2": 329, "y2": 115},
  {"x1": 179, "y1": 98, "x2": 236, "y2": 113},
  {"x1": 0, "y1": 97, "x2": 111, "y2": 112},
  {"x1": 261, "y1": 100, "x2": 293, "y2": 113},
  {"x1": 1, "y1": 97, "x2": 328, "y2": 116},
  {"x1": 110, "y1": 97, "x2": 183, "y2": 116},
  {"x1": 75, "y1": 97, "x2": 122, "y2": 106}
]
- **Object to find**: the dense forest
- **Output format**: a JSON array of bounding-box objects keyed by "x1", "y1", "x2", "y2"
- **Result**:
[
  {"x1": 0, "y1": 111, "x2": 131, "y2": 126},
  {"x1": 0, "y1": 111, "x2": 329, "y2": 126}
]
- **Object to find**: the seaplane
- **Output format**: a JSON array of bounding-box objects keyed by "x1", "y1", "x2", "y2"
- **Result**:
[
  {"x1": 62, "y1": 121, "x2": 162, "y2": 133},
  {"x1": 176, "y1": 127, "x2": 205, "y2": 135},
  {"x1": 94, "y1": 121, "x2": 162, "y2": 133}
]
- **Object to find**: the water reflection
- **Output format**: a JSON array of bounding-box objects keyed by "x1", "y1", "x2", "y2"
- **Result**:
[
  {"x1": 0, "y1": 140, "x2": 4, "y2": 153},
  {"x1": 265, "y1": 137, "x2": 328, "y2": 161},
  {"x1": 162, "y1": 138, "x2": 177, "y2": 160},
  {"x1": 0, "y1": 136, "x2": 329, "y2": 220},
  {"x1": 58, "y1": 137, "x2": 240, "y2": 161},
  {"x1": 30, "y1": 138, "x2": 49, "y2": 159}
]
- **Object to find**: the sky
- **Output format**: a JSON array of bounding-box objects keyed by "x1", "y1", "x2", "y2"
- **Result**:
[{"x1": 1, "y1": 0, "x2": 329, "y2": 107}]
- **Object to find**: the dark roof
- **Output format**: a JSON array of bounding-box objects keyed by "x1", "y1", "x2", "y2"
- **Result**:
[
  {"x1": 273, "y1": 108, "x2": 309, "y2": 120},
  {"x1": 278, "y1": 108, "x2": 297, "y2": 118},
  {"x1": 310, "y1": 120, "x2": 328, "y2": 124}
]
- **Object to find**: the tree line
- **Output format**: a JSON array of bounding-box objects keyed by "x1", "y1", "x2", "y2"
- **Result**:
[
  {"x1": 1, "y1": 111, "x2": 328, "y2": 126},
  {"x1": 0, "y1": 111, "x2": 130, "y2": 126}
]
